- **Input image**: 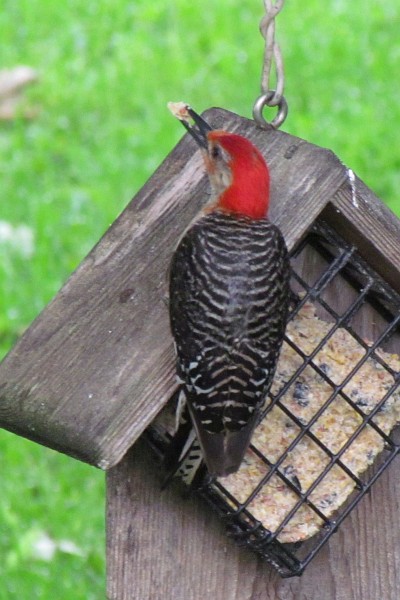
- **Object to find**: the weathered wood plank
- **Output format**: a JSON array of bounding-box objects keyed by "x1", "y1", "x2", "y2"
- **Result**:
[
  {"x1": 327, "y1": 176, "x2": 400, "y2": 294},
  {"x1": 106, "y1": 438, "x2": 400, "y2": 600},
  {"x1": 106, "y1": 440, "x2": 281, "y2": 600},
  {"x1": 0, "y1": 108, "x2": 351, "y2": 468}
]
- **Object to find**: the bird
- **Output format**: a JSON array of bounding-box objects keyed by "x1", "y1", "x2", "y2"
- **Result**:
[{"x1": 166, "y1": 104, "x2": 290, "y2": 481}]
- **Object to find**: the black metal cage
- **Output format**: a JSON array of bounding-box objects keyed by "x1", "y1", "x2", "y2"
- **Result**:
[{"x1": 146, "y1": 220, "x2": 400, "y2": 577}]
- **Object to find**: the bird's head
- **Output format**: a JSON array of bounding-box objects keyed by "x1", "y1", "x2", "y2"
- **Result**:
[{"x1": 169, "y1": 104, "x2": 270, "y2": 220}]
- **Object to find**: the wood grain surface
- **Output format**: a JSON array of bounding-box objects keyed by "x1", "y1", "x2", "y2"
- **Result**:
[{"x1": 106, "y1": 437, "x2": 400, "y2": 600}]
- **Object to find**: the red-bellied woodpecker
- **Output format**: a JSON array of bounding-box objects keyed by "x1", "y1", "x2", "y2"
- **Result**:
[{"x1": 167, "y1": 104, "x2": 290, "y2": 479}]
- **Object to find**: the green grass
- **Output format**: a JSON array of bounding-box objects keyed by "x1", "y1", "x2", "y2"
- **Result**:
[
  {"x1": 1, "y1": 1, "x2": 399, "y2": 596},
  {"x1": 1, "y1": 430, "x2": 104, "y2": 599}
]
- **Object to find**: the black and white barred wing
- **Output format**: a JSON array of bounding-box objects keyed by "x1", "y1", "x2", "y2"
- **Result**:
[{"x1": 169, "y1": 212, "x2": 289, "y2": 477}]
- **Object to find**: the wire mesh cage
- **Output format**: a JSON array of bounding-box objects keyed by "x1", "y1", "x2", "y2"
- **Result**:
[{"x1": 145, "y1": 219, "x2": 400, "y2": 577}]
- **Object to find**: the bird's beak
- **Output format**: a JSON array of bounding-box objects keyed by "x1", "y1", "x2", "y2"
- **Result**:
[
  {"x1": 182, "y1": 107, "x2": 212, "y2": 149},
  {"x1": 168, "y1": 103, "x2": 212, "y2": 149}
]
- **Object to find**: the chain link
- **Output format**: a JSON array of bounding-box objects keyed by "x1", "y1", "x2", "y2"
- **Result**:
[{"x1": 253, "y1": 0, "x2": 288, "y2": 129}]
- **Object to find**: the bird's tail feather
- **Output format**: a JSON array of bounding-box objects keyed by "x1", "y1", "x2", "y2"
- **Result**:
[
  {"x1": 191, "y1": 414, "x2": 256, "y2": 478},
  {"x1": 162, "y1": 392, "x2": 207, "y2": 489}
]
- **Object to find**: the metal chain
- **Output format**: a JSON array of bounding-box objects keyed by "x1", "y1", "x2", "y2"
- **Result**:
[{"x1": 253, "y1": 0, "x2": 288, "y2": 129}]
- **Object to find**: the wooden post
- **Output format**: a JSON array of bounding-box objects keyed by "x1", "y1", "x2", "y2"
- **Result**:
[{"x1": 106, "y1": 438, "x2": 400, "y2": 599}]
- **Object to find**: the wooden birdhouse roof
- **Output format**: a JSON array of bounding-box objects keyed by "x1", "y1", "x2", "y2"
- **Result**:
[{"x1": 1, "y1": 107, "x2": 400, "y2": 469}]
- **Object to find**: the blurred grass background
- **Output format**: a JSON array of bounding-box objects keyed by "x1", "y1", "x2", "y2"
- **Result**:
[{"x1": 1, "y1": 0, "x2": 399, "y2": 597}]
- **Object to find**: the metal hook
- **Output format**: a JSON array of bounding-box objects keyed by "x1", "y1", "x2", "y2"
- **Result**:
[{"x1": 253, "y1": 91, "x2": 288, "y2": 130}]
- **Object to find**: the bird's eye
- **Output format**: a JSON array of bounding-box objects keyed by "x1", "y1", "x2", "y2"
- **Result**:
[{"x1": 211, "y1": 145, "x2": 221, "y2": 159}]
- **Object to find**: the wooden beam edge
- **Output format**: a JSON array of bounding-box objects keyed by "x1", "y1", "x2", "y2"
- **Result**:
[{"x1": 325, "y1": 176, "x2": 400, "y2": 294}]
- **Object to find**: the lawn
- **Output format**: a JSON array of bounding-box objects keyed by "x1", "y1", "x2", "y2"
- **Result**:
[{"x1": 1, "y1": 1, "x2": 399, "y2": 597}]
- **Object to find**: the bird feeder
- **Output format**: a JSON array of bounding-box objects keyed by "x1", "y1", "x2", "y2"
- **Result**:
[{"x1": 1, "y1": 109, "x2": 400, "y2": 596}]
